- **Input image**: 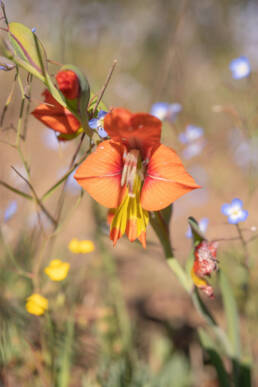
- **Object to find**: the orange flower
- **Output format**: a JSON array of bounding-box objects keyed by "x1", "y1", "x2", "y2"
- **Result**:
[
  {"x1": 55, "y1": 70, "x2": 80, "y2": 100},
  {"x1": 75, "y1": 108, "x2": 200, "y2": 247},
  {"x1": 32, "y1": 70, "x2": 81, "y2": 137}
]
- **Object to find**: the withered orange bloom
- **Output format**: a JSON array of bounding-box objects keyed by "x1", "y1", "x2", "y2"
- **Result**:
[
  {"x1": 32, "y1": 70, "x2": 81, "y2": 137},
  {"x1": 75, "y1": 108, "x2": 200, "y2": 247},
  {"x1": 191, "y1": 241, "x2": 218, "y2": 298}
]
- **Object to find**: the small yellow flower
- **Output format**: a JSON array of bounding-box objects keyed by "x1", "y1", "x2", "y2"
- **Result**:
[
  {"x1": 44, "y1": 259, "x2": 70, "y2": 281},
  {"x1": 26, "y1": 293, "x2": 48, "y2": 316},
  {"x1": 68, "y1": 238, "x2": 95, "y2": 254}
]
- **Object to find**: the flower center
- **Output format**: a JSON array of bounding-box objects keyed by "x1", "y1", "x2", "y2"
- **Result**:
[{"x1": 121, "y1": 149, "x2": 143, "y2": 197}]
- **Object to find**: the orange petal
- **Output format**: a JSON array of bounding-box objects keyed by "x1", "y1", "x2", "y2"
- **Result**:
[
  {"x1": 126, "y1": 219, "x2": 146, "y2": 248},
  {"x1": 32, "y1": 90, "x2": 80, "y2": 135},
  {"x1": 104, "y1": 108, "x2": 161, "y2": 158},
  {"x1": 32, "y1": 103, "x2": 80, "y2": 134},
  {"x1": 74, "y1": 140, "x2": 126, "y2": 208},
  {"x1": 110, "y1": 227, "x2": 123, "y2": 246},
  {"x1": 141, "y1": 144, "x2": 200, "y2": 211}
]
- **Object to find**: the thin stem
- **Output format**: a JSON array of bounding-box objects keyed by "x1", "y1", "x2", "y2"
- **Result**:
[
  {"x1": 0, "y1": 73, "x2": 17, "y2": 128},
  {"x1": 11, "y1": 167, "x2": 57, "y2": 227},
  {"x1": 0, "y1": 228, "x2": 34, "y2": 279},
  {"x1": 150, "y1": 211, "x2": 233, "y2": 356},
  {"x1": 152, "y1": 0, "x2": 189, "y2": 102},
  {"x1": 0, "y1": 1, "x2": 9, "y2": 26},
  {"x1": 236, "y1": 223, "x2": 250, "y2": 268},
  {"x1": 0, "y1": 180, "x2": 33, "y2": 200}
]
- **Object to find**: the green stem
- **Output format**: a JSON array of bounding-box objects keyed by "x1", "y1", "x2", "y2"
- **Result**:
[
  {"x1": 236, "y1": 223, "x2": 249, "y2": 268},
  {"x1": 150, "y1": 211, "x2": 233, "y2": 357}
]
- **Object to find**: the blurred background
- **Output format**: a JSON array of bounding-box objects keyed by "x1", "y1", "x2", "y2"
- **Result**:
[{"x1": 0, "y1": 0, "x2": 258, "y2": 386}]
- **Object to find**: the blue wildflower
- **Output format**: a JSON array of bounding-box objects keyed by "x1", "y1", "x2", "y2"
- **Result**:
[
  {"x1": 150, "y1": 102, "x2": 182, "y2": 122},
  {"x1": 42, "y1": 130, "x2": 60, "y2": 150},
  {"x1": 4, "y1": 201, "x2": 18, "y2": 222},
  {"x1": 167, "y1": 103, "x2": 182, "y2": 122},
  {"x1": 186, "y1": 217, "x2": 209, "y2": 239},
  {"x1": 89, "y1": 110, "x2": 108, "y2": 138},
  {"x1": 31, "y1": 27, "x2": 36, "y2": 33},
  {"x1": 221, "y1": 198, "x2": 248, "y2": 224},
  {"x1": 229, "y1": 56, "x2": 250, "y2": 79},
  {"x1": 182, "y1": 142, "x2": 204, "y2": 160},
  {"x1": 179, "y1": 125, "x2": 203, "y2": 144}
]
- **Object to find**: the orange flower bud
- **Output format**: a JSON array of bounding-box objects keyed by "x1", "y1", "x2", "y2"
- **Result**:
[{"x1": 56, "y1": 70, "x2": 80, "y2": 100}]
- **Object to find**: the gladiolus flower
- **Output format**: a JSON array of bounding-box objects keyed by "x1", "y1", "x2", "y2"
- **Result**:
[
  {"x1": 75, "y1": 107, "x2": 200, "y2": 247},
  {"x1": 44, "y1": 259, "x2": 70, "y2": 281},
  {"x1": 32, "y1": 71, "x2": 81, "y2": 137},
  {"x1": 55, "y1": 70, "x2": 80, "y2": 100},
  {"x1": 68, "y1": 238, "x2": 95, "y2": 254},
  {"x1": 26, "y1": 293, "x2": 48, "y2": 316},
  {"x1": 191, "y1": 240, "x2": 218, "y2": 298}
]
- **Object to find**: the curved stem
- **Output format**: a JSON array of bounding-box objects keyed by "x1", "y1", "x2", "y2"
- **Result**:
[{"x1": 150, "y1": 210, "x2": 233, "y2": 357}]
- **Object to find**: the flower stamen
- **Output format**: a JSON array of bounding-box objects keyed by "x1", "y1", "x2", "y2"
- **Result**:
[{"x1": 121, "y1": 149, "x2": 141, "y2": 196}]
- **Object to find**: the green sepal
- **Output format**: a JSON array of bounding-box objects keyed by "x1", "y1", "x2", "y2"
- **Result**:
[
  {"x1": 57, "y1": 127, "x2": 84, "y2": 141},
  {"x1": 188, "y1": 216, "x2": 206, "y2": 246}
]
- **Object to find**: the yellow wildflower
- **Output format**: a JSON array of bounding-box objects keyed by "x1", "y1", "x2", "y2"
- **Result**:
[
  {"x1": 44, "y1": 259, "x2": 70, "y2": 281},
  {"x1": 26, "y1": 293, "x2": 48, "y2": 316},
  {"x1": 68, "y1": 238, "x2": 95, "y2": 254}
]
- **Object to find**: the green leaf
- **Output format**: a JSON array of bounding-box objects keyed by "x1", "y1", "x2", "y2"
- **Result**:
[
  {"x1": 6, "y1": 22, "x2": 67, "y2": 108},
  {"x1": 56, "y1": 319, "x2": 74, "y2": 387},
  {"x1": 199, "y1": 328, "x2": 230, "y2": 387},
  {"x1": 219, "y1": 270, "x2": 241, "y2": 358},
  {"x1": 7, "y1": 22, "x2": 47, "y2": 81}
]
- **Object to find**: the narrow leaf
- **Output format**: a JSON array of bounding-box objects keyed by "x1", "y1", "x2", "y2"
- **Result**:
[
  {"x1": 7, "y1": 22, "x2": 47, "y2": 80},
  {"x1": 199, "y1": 328, "x2": 230, "y2": 387},
  {"x1": 219, "y1": 270, "x2": 241, "y2": 357}
]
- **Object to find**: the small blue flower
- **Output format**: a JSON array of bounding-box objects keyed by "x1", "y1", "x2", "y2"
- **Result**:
[
  {"x1": 42, "y1": 130, "x2": 60, "y2": 150},
  {"x1": 221, "y1": 198, "x2": 248, "y2": 224},
  {"x1": 179, "y1": 125, "x2": 203, "y2": 144},
  {"x1": 150, "y1": 102, "x2": 169, "y2": 121},
  {"x1": 150, "y1": 102, "x2": 182, "y2": 122},
  {"x1": 167, "y1": 103, "x2": 182, "y2": 122},
  {"x1": 186, "y1": 217, "x2": 209, "y2": 239},
  {"x1": 89, "y1": 110, "x2": 108, "y2": 138},
  {"x1": 0, "y1": 65, "x2": 6, "y2": 70},
  {"x1": 182, "y1": 142, "x2": 204, "y2": 159},
  {"x1": 229, "y1": 56, "x2": 251, "y2": 79},
  {"x1": 4, "y1": 201, "x2": 18, "y2": 222},
  {"x1": 31, "y1": 27, "x2": 36, "y2": 33}
]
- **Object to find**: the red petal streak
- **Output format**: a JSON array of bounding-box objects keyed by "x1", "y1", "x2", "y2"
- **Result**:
[
  {"x1": 110, "y1": 227, "x2": 123, "y2": 246},
  {"x1": 75, "y1": 140, "x2": 126, "y2": 208},
  {"x1": 141, "y1": 144, "x2": 200, "y2": 211},
  {"x1": 104, "y1": 108, "x2": 161, "y2": 158}
]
